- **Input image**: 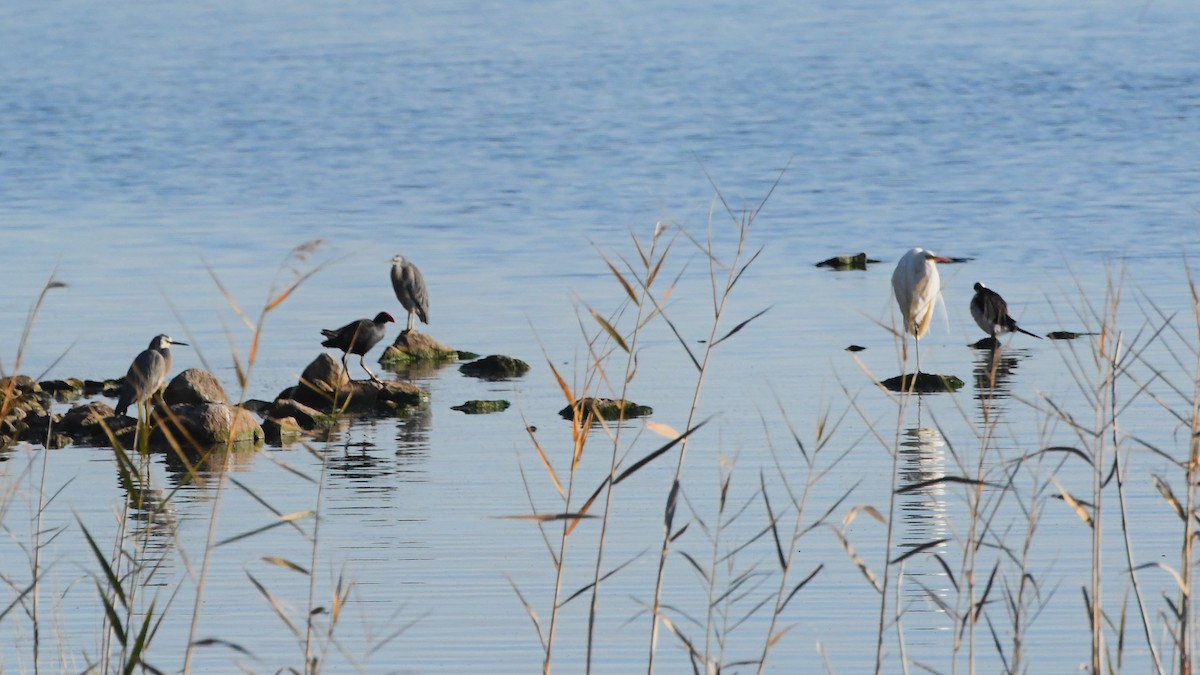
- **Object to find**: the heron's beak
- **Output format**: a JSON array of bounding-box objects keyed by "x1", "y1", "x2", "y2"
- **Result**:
[
  {"x1": 933, "y1": 256, "x2": 953, "y2": 263},
  {"x1": 174, "y1": 341, "x2": 190, "y2": 347}
]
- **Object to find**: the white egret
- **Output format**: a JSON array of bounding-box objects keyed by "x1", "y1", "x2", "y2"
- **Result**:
[{"x1": 891, "y1": 247, "x2": 951, "y2": 373}]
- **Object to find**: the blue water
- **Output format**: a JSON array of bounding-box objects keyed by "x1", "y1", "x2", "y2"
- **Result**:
[{"x1": 3, "y1": 0, "x2": 1200, "y2": 672}]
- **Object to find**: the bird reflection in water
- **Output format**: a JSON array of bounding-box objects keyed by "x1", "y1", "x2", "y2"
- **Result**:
[
  {"x1": 971, "y1": 344, "x2": 1030, "y2": 424},
  {"x1": 896, "y1": 425, "x2": 951, "y2": 640}
]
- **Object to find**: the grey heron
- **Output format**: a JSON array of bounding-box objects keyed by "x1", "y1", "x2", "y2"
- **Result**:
[
  {"x1": 390, "y1": 255, "x2": 429, "y2": 331},
  {"x1": 970, "y1": 282, "x2": 1041, "y2": 340},
  {"x1": 320, "y1": 311, "x2": 395, "y2": 383},
  {"x1": 115, "y1": 334, "x2": 187, "y2": 418}
]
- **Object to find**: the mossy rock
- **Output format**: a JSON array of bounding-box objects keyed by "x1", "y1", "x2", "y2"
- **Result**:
[
  {"x1": 1046, "y1": 331, "x2": 1096, "y2": 340},
  {"x1": 380, "y1": 329, "x2": 459, "y2": 366},
  {"x1": 815, "y1": 252, "x2": 881, "y2": 271},
  {"x1": 263, "y1": 416, "x2": 304, "y2": 445},
  {"x1": 84, "y1": 379, "x2": 123, "y2": 397},
  {"x1": 460, "y1": 355, "x2": 530, "y2": 381},
  {"x1": 452, "y1": 399, "x2": 511, "y2": 415},
  {"x1": 559, "y1": 397, "x2": 653, "y2": 422},
  {"x1": 39, "y1": 378, "x2": 85, "y2": 402},
  {"x1": 969, "y1": 337, "x2": 1002, "y2": 350},
  {"x1": 880, "y1": 372, "x2": 964, "y2": 393}
]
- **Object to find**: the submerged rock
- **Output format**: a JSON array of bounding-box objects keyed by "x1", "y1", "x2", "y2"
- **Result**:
[
  {"x1": 1046, "y1": 331, "x2": 1097, "y2": 340},
  {"x1": 815, "y1": 252, "x2": 881, "y2": 271},
  {"x1": 84, "y1": 379, "x2": 123, "y2": 397},
  {"x1": 459, "y1": 354, "x2": 530, "y2": 381},
  {"x1": 452, "y1": 399, "x2": 511, "y2": 415},
  {"x1": 39, "y1": 378, "x2": 85, "y2": 402},
  {"x1": 969, "y1": 337, "x2": 1002, "y2": 350},
  {"x1": 380, "y1": 329, "x2": 459, "y2": 366},
  {"x1": 262, "y1": 416, "x2": 304, "y2": 445},
  {"x1": 879, "y1": 372, "x2": 964, "y2": 393},
  {"x1": 558, "y1": 397, "x2": 653, "y2": 422}
]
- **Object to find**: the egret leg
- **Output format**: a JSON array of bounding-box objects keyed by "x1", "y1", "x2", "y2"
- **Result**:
[{"x1": 407, "y1": 311, "x2": 416, "y2": 331}]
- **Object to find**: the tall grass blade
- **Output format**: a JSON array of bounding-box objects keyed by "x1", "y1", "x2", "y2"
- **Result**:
[
  {"x1": 124, "y1": 600, "x2": 157, "y2": 675},
  {"x1": 778, "y1": 564, "x2": 823, "y2": 613},
  {"x1": 614, "y1": 419, "x2": 710, "y2": 486},
  {"x1": 711, "y1": 306, "x2": 771, "y2": 348},
  {"x1": 602, "y1": 257, "x2": 639, "y2": 303},
  {"x1": 524, "y1": 418, "x2": 564, "y2": 497},
  {"x1": 829, "y1": 525, "x2": 881, "y2": 593},
  {"x1": 504, "y1": 574, "x2": 547, "y2": 651},
  {"x1": 890, "y1": 539, "x2": 949, "y2": 565},
  {"x1": 1151, "y1": 474, "x2": 1186, "y2": 521},
  {"x1": 559, "y1": 552, "x2": 646, "y2": 607},
  {"x1": 262, "y1": 556, "x2": 311, "y2": 575},
  {"x1": 1053, "y1": 478, "x2": 1094, "y2": 528},
  {"x1": 590, "y1": 308, "x2": 630, "y2": 353},
  {"x1": 78, "y1": 518, "x2": 128, "y2": 610},
  {"x1": 760, "y1": 473, "x2": 786, "y2": 571}
]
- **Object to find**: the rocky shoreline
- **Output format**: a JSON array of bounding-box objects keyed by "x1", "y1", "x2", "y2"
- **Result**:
[{"x1": 0, "y1": 330, "x2": 545, "y2": 452}]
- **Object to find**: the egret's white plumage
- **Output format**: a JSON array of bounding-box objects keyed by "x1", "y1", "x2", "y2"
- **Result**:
[
  {"x1": 892, "y1": 247, "x2": 950, "y2": 371},
  {"x1": 390, "y1": 255, "x2": 429, "y2": 331}
]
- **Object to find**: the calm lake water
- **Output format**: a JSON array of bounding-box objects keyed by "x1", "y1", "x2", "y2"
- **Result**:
[{"x1": 3, "y1": 0, "x2": 1200, "y2": 672}]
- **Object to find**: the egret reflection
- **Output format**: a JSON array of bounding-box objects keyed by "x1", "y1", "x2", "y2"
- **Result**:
[{"x1": 896, "y1": 425, "x2": 951, "y2": 640}]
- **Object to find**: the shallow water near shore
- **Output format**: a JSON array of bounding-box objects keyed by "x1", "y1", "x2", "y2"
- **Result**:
[{"x1": 3, "y1": 0, "x2": 1200, "y2": 671}]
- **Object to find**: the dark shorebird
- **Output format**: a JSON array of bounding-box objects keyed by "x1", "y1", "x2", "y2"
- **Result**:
[
  {"x1": 320, "y1": 311, "x2": 395, "y2": 383},
  {"x1": 970, "y1": 282, "x2": 1041, "y2": 341},
  {"x1": 390, "y1": 255, "x2": 429, "y2": 331},
  {"x1": 116, "y1": 334, "x2": 187, "y2": 418},
  {"x1": 891, "y1": 247, "x2": 952, "y2": 373}
]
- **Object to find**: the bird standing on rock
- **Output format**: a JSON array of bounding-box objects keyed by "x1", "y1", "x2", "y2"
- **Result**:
[
  {"x1": 116, "y1": 334, "x2": 187, "y2": 418},
  {"x1": 892, "y1": 247, "x2": 952, "y2": 373},
  {"x1": 970, "y1": 282, "x2": 1041, "y2": 341},
  {"x1": 320, "y1": 311, "x2": 395, "y2": 383},
  {"x1": 391, "y1": 255, "x2": 429, "y2": 331}
]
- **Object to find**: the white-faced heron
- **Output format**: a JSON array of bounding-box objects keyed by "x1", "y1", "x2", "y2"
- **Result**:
[
  {"x1": 970, "y1": 282, "x2": 1041, "y2": 340},
  {"x1": 892, "y1": 247, "x2": 952, "y2": 373},
  {"x1": 390, "y1": 255, "x2": 429, "y2": 331},
  {"x1": 320, "y1": 311, "x2": 395, "y2": 383},
  {"x1": 115, "y1": 334, "x2": 188, "y2": 418}
]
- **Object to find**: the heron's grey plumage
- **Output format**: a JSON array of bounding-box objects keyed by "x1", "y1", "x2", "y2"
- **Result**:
[
  {"x1": 320, "y1": 311, "x2": 395, "y2": 383},
  {"x1": 390, "y1": 255, "x2": 429, "y2": 331},
  {"x1": 970, "y1": 282, "x2": 1041, "y2": 340},
  {"x1": 116, "y1": 334, "x2": 187, "y2": 417}
]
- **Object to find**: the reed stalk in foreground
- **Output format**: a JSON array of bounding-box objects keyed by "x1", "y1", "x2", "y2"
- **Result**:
[
  {"x1": 509, "y1": 220, "x2": 686, "y2": 673},
  {"x1": 643, "y1": 175, "x2": 776, "y2": 673},
  {"x1": 1, "y1": 271, "x2": 68, "y2": 674},
  {"x1": 507, "y1": 175, "x2": 801, "y2": 674}
]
